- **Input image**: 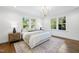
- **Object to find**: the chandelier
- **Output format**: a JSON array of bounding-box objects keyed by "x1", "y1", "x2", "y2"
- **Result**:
[{"x1": 41, "y1": 6, "x2": 52, "y2": 17}]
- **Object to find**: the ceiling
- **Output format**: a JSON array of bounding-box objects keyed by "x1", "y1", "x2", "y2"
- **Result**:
[
  {"x1": 15, "y1": 6, "x2": 79, "y2": 17},
  {"x1": 1, "y1": 6, "x2": 79, "y2": 18}
]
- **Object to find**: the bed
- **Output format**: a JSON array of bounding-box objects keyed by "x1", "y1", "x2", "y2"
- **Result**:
[{"x1": 22, "y1": 30, "x2": 51, "y2": 48}]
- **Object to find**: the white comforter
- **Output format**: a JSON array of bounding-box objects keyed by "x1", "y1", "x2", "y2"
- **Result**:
[{"x1": 23, "y1": 31, "x2": 51, "y2": 48}]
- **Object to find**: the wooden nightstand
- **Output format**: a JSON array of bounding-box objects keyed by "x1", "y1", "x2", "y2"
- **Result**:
[{"x1": 8, "y1": 32, "x2": 21, "y2": 43}]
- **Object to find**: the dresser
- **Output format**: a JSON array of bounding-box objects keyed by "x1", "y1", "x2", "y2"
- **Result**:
[{"x1": 8, "y1": 32, "x2": 21, "y2": 43}]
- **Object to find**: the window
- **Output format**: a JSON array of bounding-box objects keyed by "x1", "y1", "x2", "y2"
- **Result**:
[
  {"x1": 58, "y1": 16, "x2": 66, "y2": 30},
  {"x1": 22, "y1": 17, "x2": 29, "y2": 29},
  {"x1": 51, "y1": 16, "x2": 66, "y2": 30},
  {"x1": 22, "y1": 17, "x2": 36, "y2": 31},
  {"x1": 31, "y1": 19, "x2": 36, "y2": 30},
  {"x1": 51, "y1": 18, "x2": 57, "y2": 29}
]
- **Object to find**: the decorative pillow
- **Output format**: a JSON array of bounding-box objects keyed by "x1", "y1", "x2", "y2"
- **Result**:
[{"x1": 22, "y1": 28, "x2": 28, "y2": 32}]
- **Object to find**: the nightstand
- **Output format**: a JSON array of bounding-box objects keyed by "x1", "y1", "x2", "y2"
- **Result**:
[{"x1": 8, "y1": 32, "x2": 21, "y2": 43}]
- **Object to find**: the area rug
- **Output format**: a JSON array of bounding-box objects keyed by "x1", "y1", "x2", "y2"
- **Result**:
[{"x1": 14, "y1": 37, "x2": 65, "y2": 53}]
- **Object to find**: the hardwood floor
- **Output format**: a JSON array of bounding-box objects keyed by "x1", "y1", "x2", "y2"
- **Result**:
[
  {"x1": 0, "y1": 37, "x2": 79, "y2": 53},
  {"x1": 65, "y1": 39, "x2": 79, "y2": 52},
  {"x1": 0, "y1": 43, "x2": 16, "y2": 53}
]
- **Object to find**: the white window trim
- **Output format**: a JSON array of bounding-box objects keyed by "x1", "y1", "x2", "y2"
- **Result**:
[{"x1": 51, "y1": 17, "x2": 67, "y2": 31}]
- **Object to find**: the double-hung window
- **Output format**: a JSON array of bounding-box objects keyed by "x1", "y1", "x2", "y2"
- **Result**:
[{"x1": 51, "y1": 16, "x2": 66, "y2": 30}]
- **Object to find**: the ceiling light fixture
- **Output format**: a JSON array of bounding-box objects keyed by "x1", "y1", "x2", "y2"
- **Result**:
[{"x1": 41, "y1": 6, "x2": 52, "y2": 17}]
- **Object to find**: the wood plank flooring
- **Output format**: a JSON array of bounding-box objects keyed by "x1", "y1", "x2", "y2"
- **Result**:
[
  {"x1": 65, "y1": 39, "x2": 79, "y2": 52},
  {"x1": 0, "y1": 37, "x2": 79, "y2": 53},
  {"x1": 0, "y1": 43, "x2": 16, "y2": 53}
]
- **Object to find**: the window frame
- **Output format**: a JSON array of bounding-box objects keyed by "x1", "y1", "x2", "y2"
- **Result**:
[{"x1": 51, "y1": 16, "x2": 66, "y2": 31}]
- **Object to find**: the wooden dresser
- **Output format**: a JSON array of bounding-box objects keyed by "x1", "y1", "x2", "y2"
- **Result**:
[{"x1": 8, "y1": 32, "x2": 20, "y2": 43}]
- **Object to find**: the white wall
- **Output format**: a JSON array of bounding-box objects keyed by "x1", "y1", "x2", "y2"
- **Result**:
[
  {"x1": 41, "y1": 17, "x2": 51, "y2": 30},
  {"x1": 42, "y1": 8, "x2": 79, "y2": 41}
]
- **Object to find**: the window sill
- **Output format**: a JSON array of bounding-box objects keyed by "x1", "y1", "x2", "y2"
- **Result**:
[{"x1": 51, "y1": 29, "x2": 68, "y2": 32}]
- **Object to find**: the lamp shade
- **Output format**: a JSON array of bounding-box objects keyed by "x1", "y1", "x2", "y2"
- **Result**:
[{"x1": 11, "y1": 22, "x2": 17, "y2": 28}]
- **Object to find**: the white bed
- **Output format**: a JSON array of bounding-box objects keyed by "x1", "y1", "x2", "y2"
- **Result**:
[{"x1": 22, "y1": 30, "x2": 51, "y2": 48}]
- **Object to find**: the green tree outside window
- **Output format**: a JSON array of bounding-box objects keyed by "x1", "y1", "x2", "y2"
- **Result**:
[
  {"x1": 51, "y1": 18, "x2": 57, "y2": 29},
  {"x1": 58, "y1": 16, "x2": 66, "y2": 30},
  {"x1": 22, "y1": 17, "x2": 29, "y2": 29}
]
